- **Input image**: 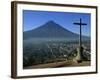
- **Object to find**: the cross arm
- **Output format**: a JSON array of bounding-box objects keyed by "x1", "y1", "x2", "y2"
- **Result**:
[{"x1": 73, "y1": 23, "x2": 87, "y2": 25}]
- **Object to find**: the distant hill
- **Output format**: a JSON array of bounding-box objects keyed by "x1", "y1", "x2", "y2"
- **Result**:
[{"x1": 23, "y1": 21, "x2": 89, "y2": 40}]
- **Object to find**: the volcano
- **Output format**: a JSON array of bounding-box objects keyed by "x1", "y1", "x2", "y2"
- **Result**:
[{"x1": 23, "y1": 21, "x2": 89, "y2": 40}]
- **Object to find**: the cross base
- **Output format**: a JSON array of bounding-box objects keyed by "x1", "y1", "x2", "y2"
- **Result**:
[{"x1": 77, "y1": 60, "x2": 82, "y2": 63}]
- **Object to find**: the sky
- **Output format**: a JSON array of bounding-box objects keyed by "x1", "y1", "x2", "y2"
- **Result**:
[{"x1": 23, "y1": 10, "x2": 91, "y2": 37}]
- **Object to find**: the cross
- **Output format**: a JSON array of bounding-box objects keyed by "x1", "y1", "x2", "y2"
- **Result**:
[{"x1": 73, "y1": 18, "x2": 87, "y2": 62}]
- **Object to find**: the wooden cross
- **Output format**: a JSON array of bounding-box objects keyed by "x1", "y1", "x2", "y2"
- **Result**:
[{"x1": 73, "y1": 18, "x2": 87, "y2": 62}]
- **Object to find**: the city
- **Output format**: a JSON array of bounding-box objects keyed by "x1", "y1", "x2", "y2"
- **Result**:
[{"x1": 23, "y1": 40, "x2": 91, "y2": 69}]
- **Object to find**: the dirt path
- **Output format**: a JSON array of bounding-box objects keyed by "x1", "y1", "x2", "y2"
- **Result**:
[{"x1": 24, "y1": 60, "x2": 90, "y2": 69}]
